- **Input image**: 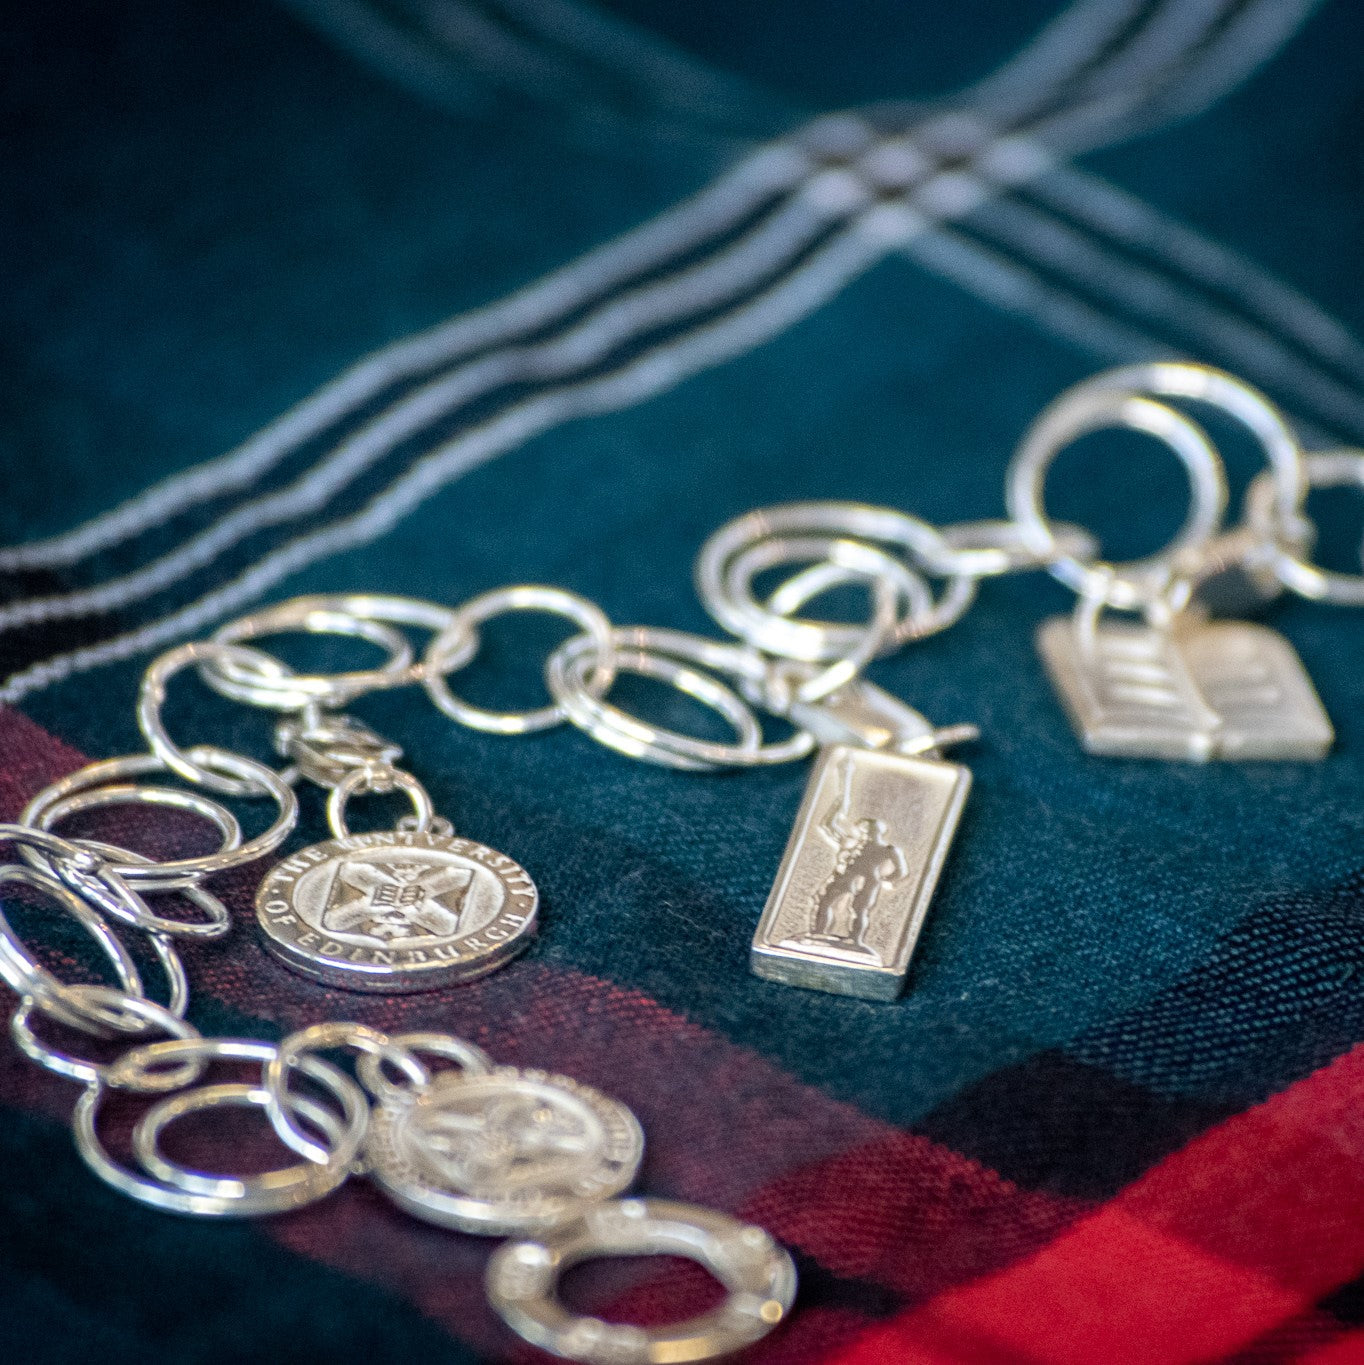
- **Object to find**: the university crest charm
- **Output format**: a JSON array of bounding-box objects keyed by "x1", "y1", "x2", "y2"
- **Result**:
[{"x1": 255, "y1": 829, "x2": 538, "y2": 991}]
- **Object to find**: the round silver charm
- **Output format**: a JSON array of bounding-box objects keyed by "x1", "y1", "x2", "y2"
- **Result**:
[
  {"x1": 487, "y1": 1198, "x2": 798, "y2": 1363},
  {"x1": 255, "y1": 830, "x2": 537, "y2": 991},
  {"x1": 365, "y1": 1066, "x2": 644, "y2": 1235}
]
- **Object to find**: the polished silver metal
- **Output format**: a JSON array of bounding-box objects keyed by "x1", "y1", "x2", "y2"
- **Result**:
[
  {"x1": 11, "y1": 987, "x2": 199, "y2": 1084},
  {"x1": 355, "y1": 1029, "x2": 493, "y2": 1104},
  {"x1": 1037, "y1": 610, "x2": 1333, "y2": 760},
  {"x1": 0, "y1": 863, "x2": 189, "y2": 1034},
  {"x1": 1086, "y1": 362, "x2": 1309, "y2": 546},
  {"x1": 324, "y1": 763, "x2": 436, "y2": 839},
  {"x1": 21, "y1": 749, "x2": 296, "y2": 888},
  {"x1": 0, "y1": 823, "x2": 149, "y2": 933},
  {"x1": 365, "y1": 1064, "x2": 644, "y2": 1235},
  {"x1": 1247, "y1": 450, "x2": 1364, "y2": 606},
  {"x1": 696, "y1": 501, "x2": 977, "y2": 660},
  {"x1": 262, "y1": 1020, "x2": 427, "y2": 1165},
  {"x1": 423, "y1": 585, "x2": 616, "y2": 734},
  {"x1": 1007, "y1": 389, "x2": 1228, "y2": 609},
  {"x1": 204, "y1": 596, "x2": 430, "y2": 709},
  {"x1": 547, "y1": 626, "x2": 814, "y2": 771},
  {"x1": 723, "y1": 532, "x2": 924, "y2": 672},
  {"x1": 75, "y1": 1037, "x2": 363, "y2": 1215},
  {"x1": 139, "y1": 638, "x2": 305, "y2": 795},
  {"x1": 255, "y1": 827, "x2": 538, "y2": 991},
  {"x1": 487, "y1": 1198, "x2": 798, "y2": 1363},
  {"x1": 274, "y1": 707, "x2": 404, "y2": 788},
  {"x1": 751, "y1": 742, "x2": 971, "y2": 1000},
  {"x1": 24, "y1": 836, "x2": 231, "y2": 940},
  {"x1": 919, "y1": 517, "x2": 1100, "y2": 579}
]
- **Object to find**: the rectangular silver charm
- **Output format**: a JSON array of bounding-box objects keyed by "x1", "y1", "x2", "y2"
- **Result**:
[
  {"x1": 751, "y1": 743, "x2": 971, "y2": 1001},
  {"x1": 1038, "y1": 616, "x2": 1333, "y2": 761}
]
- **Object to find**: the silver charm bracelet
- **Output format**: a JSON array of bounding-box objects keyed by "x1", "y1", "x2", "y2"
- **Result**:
[{"x1": 1, "y1": 361, "x2": 1360, "y2": 1359}]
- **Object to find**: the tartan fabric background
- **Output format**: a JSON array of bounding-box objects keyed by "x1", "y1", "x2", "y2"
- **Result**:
[{"x1": 3, "y1": 1, "x2": 1364, "y2": 1361}]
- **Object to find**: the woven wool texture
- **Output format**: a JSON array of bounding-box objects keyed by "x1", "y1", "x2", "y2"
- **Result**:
[{"x1": 3, "y1": 1, "x2": 1364, "y2": 1361}]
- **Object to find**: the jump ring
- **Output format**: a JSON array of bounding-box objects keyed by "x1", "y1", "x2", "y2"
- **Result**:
[
  {"x1": 354, "y1": 1030, "x2": 493, "y2": 1104},
  {"x1": 547, "y1": 627, "x2": 813, "y2": 771},
  {"x1": 77, "y1": 1038, "x2": 364, "y2": 1215},
  {"x1": 325, "y1": 765, "x2": 434, "y2": 839},
  {"x1": 139, "y1": 639, "x2": 300, "y2": 795},
  {"x1": 1246, "y1": 450, "x2": 1364, "y2": 606}
]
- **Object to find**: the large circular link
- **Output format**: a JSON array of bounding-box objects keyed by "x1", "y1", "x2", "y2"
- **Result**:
[
  {"x1": 18, "y1": 834, "x2": 231, "y2": 939},
  {"x1": 1006, "y1": 389, "x2": 1228, "y2": 610},
  {"x1": 204, "y1": 598, "x2": 428, "y2": 710},
  {"x1": 423, "y1": 585, "x2": 617, "y2": 735},
  {"x1": 264, "y1": 1021, "x2": 424, "y2": 1166},
  {"x1": 75, "y1": 1037, "x2": 364, "y2": 1216},
  {"x1": 1247, "y1": 450, "x2": 1364, "y2": 606},
  {"x1": 12, "y1": 987, "x2": 199, "y2": 1084},
  {"x1": 547, "y1": 627, "x2": 814, "y2": 771},
  {"x1": 139, "y1": 639, "x2": 305, "y2": 795},
  {"x1": 696, "y1": 502, "x2": 978, "y2": 661},
  {"x1": 487, "y1": 1198, "x2": 798, "y2": 1363},
  {"x1": 131, "y1": 1083, "x2": 350, "y2": 1202},
  {"x1": 0, "y1": 823, "x2": 149, "y2": 932},
  {"x1": 723, "y1": 534, "x2": 921, "y2": 679},
  {"x1": 0, "y1": 863, "x2": 188, "y2": 1035},
  {"x1": 324, "y1": 764, "x2": 435, "y2": 839},
  {"x1": 1087, "y1": 361, "x2": 1307, "y2": 538},
  {"x1": 20, "y1": 750, "x2": 297, "y2": 889}
]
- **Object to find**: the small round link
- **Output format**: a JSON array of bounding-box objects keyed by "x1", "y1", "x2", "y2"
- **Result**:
[
  {"x1": 1247, "y1": 450, "x2": 1364, "y2": 605},
  {"x1": 696, "y1": 502, "x2": 978, "y2": 661},
  {"x1": 264, "y1": 1021, "x2": 423, "y2": 1165},
  {"x1": 75, "y1": 1038, "x2": 364, "y2": 1216},
  {"x1": 354, "y1": 1030, "x2": 493, "y2": 1104},
  {"x1": 487, "y1": 1198, "x2": 798, "y2": 1363},
  {"x1": 204, "y1": 598, "x2": 427, "y2": 709},
  {"x1": 1006, "y1": 389, "x2": 1228, "y2": 610},
  {"x1": 11, "y1": 987, "x2": 199, "y2": 1084},
  {"x1": 423, "y1": 585, "x2": 617, "y2": 735},
  {"x1": 20, "y1": 750, "x2": 297, "y2": 890},
  {"x1": 547, "y1": 627, "x2": 814, "y2": 771},
  {"x1": 325, "y1": 765, "x2": 435, "y2": 839}
]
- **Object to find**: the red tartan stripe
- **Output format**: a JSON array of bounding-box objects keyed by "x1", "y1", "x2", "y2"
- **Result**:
[
  {"x1": 830, "y1": 1043, "x2": 1364, "y2": 1365},
  {"x1": 1297, "y1": 1333, "x2": 1364, "y2": 1365},
  {"x1": 0, "y1": 706, "x2": 1079, "y2": 1354}
]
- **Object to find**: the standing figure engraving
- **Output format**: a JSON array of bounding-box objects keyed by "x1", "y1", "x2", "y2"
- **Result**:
[{"x1": 801, "y1": 755, "x2": 908, "y2": 960}]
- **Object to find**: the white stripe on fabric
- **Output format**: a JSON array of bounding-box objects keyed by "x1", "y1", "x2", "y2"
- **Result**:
[
  {"x1": 0, "y1": 0, "x2": 1250, "y2": 611},
  {"x1": 5, "y1": 0, "x2": 1350, "y2": 701}
]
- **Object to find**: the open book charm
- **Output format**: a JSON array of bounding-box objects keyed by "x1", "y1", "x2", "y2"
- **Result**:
[
  {"x1": 1037, "y1": 616, "x2": 1333, "y2": 761},
  {"x1": 751, "y1": 741, "x2": 971, "y2": 1001}
]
